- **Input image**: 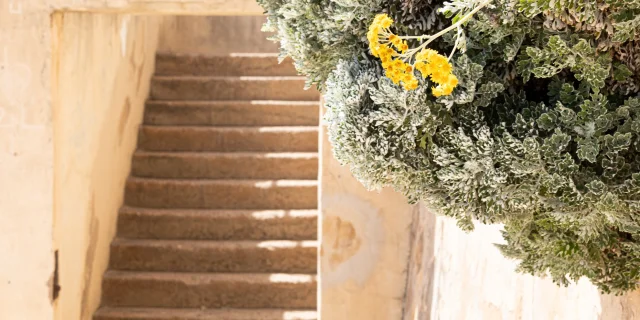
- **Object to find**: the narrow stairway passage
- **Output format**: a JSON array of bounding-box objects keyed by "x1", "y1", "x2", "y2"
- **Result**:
[{"x1": 93, "y1": 51, "x2": 319, "y2": 320}]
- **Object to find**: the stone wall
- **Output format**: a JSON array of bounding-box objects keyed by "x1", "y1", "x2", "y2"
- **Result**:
[
  {"x1": 158, "y1": 16, "x2": 279, "y2": 56},
  {"x1": 51, "y1": 12, "x2": 160, "y2": 320},
  {"x1": 402, "y1": 205, "x2": 436, "y2": 320},
  {"x1": 0, "y1": 1, "x2": 263, "y2": 320},
  {"x1": 404, "y1": 204, "x2": 640, "y2": 320}
]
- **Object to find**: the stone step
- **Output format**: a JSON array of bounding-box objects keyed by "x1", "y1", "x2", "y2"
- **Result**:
[
  {"x1": 124, "y1": 178, "x2": 318, "y2": 210},
  {"x1": 154, "y1": 53, "x2": 300, "y2": 77},
  {"x1": 138, "y1": 126, "x2": 318, "y2": 152},
  {"x1": 101, "y1": 271, "x2": 317, "y2": 309},
  {"x1": 109, "y1": 239, "x2": 317, "y2": 273},
  {"x1": 94, "y1": 307, "x2": 318, "y2": 320},
  {"x1": 131, "y1": 151, "x2": 318, "y2": 180},
  {"x1": 117, "y1": 207, "x2": 318, "y2": 241},
  {"x1": 144, "y1": 100, "x2": 320, "y2": 126},
  {"x1": 150, "y1": 76, "x2": 319, "y2": 101}
]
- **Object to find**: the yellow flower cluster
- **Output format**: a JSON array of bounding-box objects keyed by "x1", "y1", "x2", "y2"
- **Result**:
[
  {"x1": 414, "y1": 49, "x2": 459, "y2": 97},
  {"x1": 367, "y1": 15, "x2": 418, "y2": 91},
  {"x1": 367, "y1": 14, "x2": 458, "y2": 96}
]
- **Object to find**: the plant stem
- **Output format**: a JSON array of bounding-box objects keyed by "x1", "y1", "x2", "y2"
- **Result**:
[
  {"x1": 399, "y1": 0, "x2": 492, "y2": 52},
  {"x1": 448, "y1": 27, "x2": 463, "y2": 60}
]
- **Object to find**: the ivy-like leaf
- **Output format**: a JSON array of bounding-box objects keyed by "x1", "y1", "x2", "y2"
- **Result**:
[
  {"x1": 474, "y1": 82, "x2": 506, "y2": 107},
  {"x1": 577, "y1": 137, "x2": 599, "y2": 163}
]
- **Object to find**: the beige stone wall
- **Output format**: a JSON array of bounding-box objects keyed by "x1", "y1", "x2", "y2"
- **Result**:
[
  {"x1": 403, "y1": 205, "x2": 436, "y2": 320},
  {"x1": 405, "y1": 205, "x2": 640, "y2": 320},
  {"x1": 0, "y1": 1, "x2": 262, "y2": 320},
  {"x1": 319, "y1": 120, "x2": 417, "y2": 320},
  {"x1": 51, "y1": 12, "x2": 160, "y2": 320},
  {"x1": 24, "y1": 0, "x2": 263, "y2": 15},
  {"x1": 158, "y1": 16, "x2": 279, "y2": 56},
  {"x1": 1, "y1": 4, "x2": 58, "y2": 320}
]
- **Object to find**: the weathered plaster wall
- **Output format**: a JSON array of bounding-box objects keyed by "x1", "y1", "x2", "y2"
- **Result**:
[
  {"x1": 18, "y1": 0, "x2": 264, "y2": 15},
  {"x1": 403, "y1": 205, "x2": 436, "y2": 320},
  {"x1": 158, "y1": 15, "x2": 278, "y2": 55},
  {"x1": 1, "y1": 4, "x2": 58, "y2": 320},
  {"x1": 52, "y1": 12, "x2": 160, "y2": 320},
  {"x1": 406, "y1": 205, "x2": 640, "y2": 320},
  {"x1": 0, "y1": 1, "x2": 263, "y2": 320},
  {"x1": 320, "y1": 119, "x2": 417, "y2": 320}
]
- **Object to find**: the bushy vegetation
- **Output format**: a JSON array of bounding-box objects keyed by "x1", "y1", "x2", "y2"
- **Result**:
[{"x1": 259, "y1": 0, "x2": 640, "y2": 294}]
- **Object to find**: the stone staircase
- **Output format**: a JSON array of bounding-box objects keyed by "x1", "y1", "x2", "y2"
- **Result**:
[{"x1": 92, "y1": 53, "x2": 320, "y2": 320}]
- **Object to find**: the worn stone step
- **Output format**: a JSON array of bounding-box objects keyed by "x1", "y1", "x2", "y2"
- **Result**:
[
  {"x1": 124, "y1": 178, "x2": 318, "y2": 210},
  {"x1": 131, "y1": 152, "x2": 318, "y2": 180},
  {"x1": 117, "y1": 207, "x2": 318, "y2": 241},
  {"x1": 101, "y1": 271, "x2": 317, "y2": 309},
  {"x1": 154, "y1": 53, "x2": 299, "y2": 77},
  {"x1": 109, "y1": 239, "x2": 317, "y2": 273},
  {"x1": 144, "y1": 100, "x2": 319, "y2": 126},
  {"x1": 150, "y1": 76, "x2": 319, "y2": 101},
  {"x1": 138, "y1": 126, "x2": 318, "y2": 152},
  {"x1": 94, "y1": 307, "x2": 318, "y2": 320}
]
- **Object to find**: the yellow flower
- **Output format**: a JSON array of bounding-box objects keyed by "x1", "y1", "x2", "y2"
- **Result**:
[
  {"x1": 370, "y1": 45, "x2": 380, "y2": 57},
  {"x1": 432, "y1": 85, "x2": 446, "y2": 97},
  {"x1": 416, "y1": 48, "x2": 438, "y2": 62},
  {"x1": 387, "y1": 69, "x2": 402, "y2": 84},
  {"x1": 404, "y1": 79, "x2": 419, "y2": 91},
  {"x1": 420, "y1": 66, "x2": 434, "y2": 79},
  {"x1": 414, "y1": 61, "x2": 428, "y2": 77},
  {"x1": 430, "y1": 68, "x2": 449, "y2": 85},
  {"x1": 373, "y1": 14, "x2": 393, "y2": 29},
  {"x1": 430, "y1": 73, "x2": 457, "y2": 96},
  {"x1": 381, "y1": 16, "x2": 393, "y2": 28},
  {"x1": 368, "y1": 13, "x2": 459, "y2": 94},
  {"x1": 428, "y1": 52, "x2": 446, "y2": 63},
  {"x1": 445, "y1": 74, "x2": 459, "y2": 87},
  {"x1": 443, "y1": 85, "x2": 454, "y2": 95},
  {"x1": 432, "y1": 83, "x2": 455, "y2": 97},
  {"x1": 384, "y1": 69, "x2": 393, "y2": 78}
]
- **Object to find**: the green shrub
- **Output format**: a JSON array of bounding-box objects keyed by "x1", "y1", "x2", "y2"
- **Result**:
[
  {"x1": 262, "y1": 0, "x2": 640, "y2": 294},
  {"x1": 257, "y1": 0, "x2": 450, "y2": 89}
]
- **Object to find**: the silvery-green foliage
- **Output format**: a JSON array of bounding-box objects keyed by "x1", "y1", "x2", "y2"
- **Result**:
[
  {"x1": 389, "y1": 0, "x2": 448, "y2": 37},
  {"x1": 493, "y1": 91, "x2": 640, "y2": 295},
  {"x1": 512, "y1": 0, "x2": 640, "y2": 91},
  {"x1": 258, "y1": 0, "x2": 452, "y2": 89},
  {"x1": 516, "y1": 0, "x2": 640, "y2": 43},
  {"x1": 436, "y1": 55, "x2": 504, "y2": 109},
  {"x1": 324, "y1": 60, "x2": 444, "y2": 202},
  {"x1": 258, "y1": 0, "x2": 385, "y2": 89},
  {"x1": 518, "y1": 36, "x2": 611, "y2": 91},
  {"x1": 266, "y1": 0, "x2": 640, "y2": 294}
]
